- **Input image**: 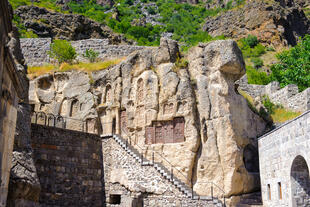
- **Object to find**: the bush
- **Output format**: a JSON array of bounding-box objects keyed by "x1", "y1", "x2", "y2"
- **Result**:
[
  {"x1": 48, "y1": 40, "x2": 77, "y2": 64},
  {"x1": 242, "y1": 35, "x2": 259, "y2": 48},
  {"x1": 246, "y1": 66, "x2": 271, "y2": 85},
  {"x1": 251, "y1": 57, "x2": 263, "y2": 69},
  {"x1": 270, "y1": 34, "x2": 310, "y2": 91},
  {"x1": 83, "y1": 49, "x2": 99, "y2": 63}
]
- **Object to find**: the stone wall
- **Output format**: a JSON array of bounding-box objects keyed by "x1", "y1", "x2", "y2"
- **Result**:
[
  {"x1": 238, "y1": 78, "x2": 310, "y2": 112},
  {"x1": 20, "y1": 38, "x2": 149, "y2": 66},
  {"x1": 258, "y1": 110, "x2": 310, "y2": 207},
  {"x1": 102, "y1": 136, "x2": 225, "y2": 207},
  {"x1": 30, "y1": 124, "x2": 103, "y2": 207},
  {"x1": 0, "y1": 1, "x2": 26, "y2": 206}
]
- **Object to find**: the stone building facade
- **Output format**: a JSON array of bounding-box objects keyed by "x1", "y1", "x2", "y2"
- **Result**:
[
  {"x1": 258, "y1": 110, "x2": 310, "y2": 207},
  {"x1": 0, "y1": 1, "x2": 25, "y2": 206}
]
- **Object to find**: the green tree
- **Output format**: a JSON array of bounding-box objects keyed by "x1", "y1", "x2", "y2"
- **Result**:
[
  {"x1": 270, "y1": 35, "x2": 310, "y2": 91},
  {"x1": 48, "y1": 40, "x2": 77, "y2": 64}
]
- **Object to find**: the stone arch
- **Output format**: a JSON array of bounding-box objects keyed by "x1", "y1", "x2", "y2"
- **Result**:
[
  {"x1": 291, "y1": 155, "x2": 310, "y2": 207},
  {"x1": 137, "y1": 78, "x2": 144, "y2": 104},
  {"x1": 104, "y1": 84, "x2": 112, "y2": 103},
  {"x1": 243, "y1": 144, "x2": 259, "y2": 173},
  {"x1": 70, "y1": 99, "x2": 79, "y2": 117}
]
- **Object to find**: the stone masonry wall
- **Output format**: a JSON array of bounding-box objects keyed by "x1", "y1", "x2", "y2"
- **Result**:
[
  {"x1": 20, "y1": 38, "x2": 149, "y2": 66},
  {"x1": 258, "y1": 110, "x2": 310, "y2": 207},
  {"x1": 102, "y1": 137, "x2": 224, "y2": 207},
  {"x1": 238, "y1": 79, "x2": 310, "y2": 112},
  {"x1": 30, "y1": 124, "x2": 103, "y2": 207}
]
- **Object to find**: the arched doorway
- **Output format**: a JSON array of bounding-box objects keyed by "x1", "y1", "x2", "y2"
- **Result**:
[{"x1": 291, "y1": 155, "x2": 310, "y2": 207}]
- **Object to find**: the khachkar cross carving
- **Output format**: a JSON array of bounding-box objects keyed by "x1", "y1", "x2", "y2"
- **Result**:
[
  {"x1": 106, "y1": 86, "x2": 112, "y2": 103},
  {"x1": 137, "y1": 78, "x2": 144, "y2": 104}
]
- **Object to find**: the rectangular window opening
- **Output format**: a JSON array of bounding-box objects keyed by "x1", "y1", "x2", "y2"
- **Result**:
[
  {"x1": 110, "y1": 194, "x2": 121, "y2": 204},
  {"x1": 278, "y1": 182, "x2": 282, "y2": 200},
  {"x1": 268, "y1": 184, "x2": 271, "y2": 200}
]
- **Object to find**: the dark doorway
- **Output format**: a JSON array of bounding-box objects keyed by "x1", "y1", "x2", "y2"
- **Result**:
[
  {"x1": 112, "y1": 118, "x2": 116, "y2": 135},
  {"x1": 110, "y1": 194, "x2": 121, "y2": 204}
]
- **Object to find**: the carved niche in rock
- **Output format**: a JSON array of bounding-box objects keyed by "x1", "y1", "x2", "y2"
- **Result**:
[
  {"x1": 164, "y1": 102, "x2": 174, "y2": 115},
  {"x1": 86, "y1": 118, "x2": 97, "y2": 134},
  {"x1": 70, "y1": 99, "x2": 79, "y2": 117},
  {"x1": 137, "y1": 78, "x2": 144, "y2": 104},
  {"x1": 145, "y1": 117, "x2": 185, "y2": 144},
  {"x1": 105, "y1": 85, "x2": 112, "y2": 103}
]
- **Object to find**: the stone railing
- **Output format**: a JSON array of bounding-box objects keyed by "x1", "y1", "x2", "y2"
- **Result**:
[
  {"x1": 31, "y1": 111, "x2": 99, "y2": 134},
  {"x1": 20, "y1": 38, "x2": 151, "y2": 66},
  {"x1": 238, "y1": 77, "x2": 310, "y2": 112}
]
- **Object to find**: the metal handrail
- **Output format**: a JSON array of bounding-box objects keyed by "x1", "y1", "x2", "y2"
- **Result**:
[{"x1": 118, "y1": 127, "x2": 226, "y2": 204}]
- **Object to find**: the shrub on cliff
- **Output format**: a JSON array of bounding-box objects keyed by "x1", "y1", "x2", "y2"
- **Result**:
[
  {"x1": 246, "y1": 66, "x2": 271, "y2": 85},
  {"x1": 83, "y1": 49, "x2": 99, "y2": 63},
  {"x1": 270, "y1": 35, "x2": 310, "y2": 91},
  {"x1": 48, "y1": 40, "x2": 77, "y2": 64}
]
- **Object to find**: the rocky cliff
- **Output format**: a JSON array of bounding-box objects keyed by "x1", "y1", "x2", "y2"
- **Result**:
[
  {"x1": 29, "y1": 38, "x2": 267, "y2": 202},
  {"x1": 15, "y1": 5, "x2": 131, "y2": 43},
  {"x1": 203, "y1": 0, "x2": 310, "y2": 48}
]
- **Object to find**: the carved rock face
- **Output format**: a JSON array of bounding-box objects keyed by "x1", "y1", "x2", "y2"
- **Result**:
[{"x1": 29, "y1": 38, "x2": 267, "y2": 199}]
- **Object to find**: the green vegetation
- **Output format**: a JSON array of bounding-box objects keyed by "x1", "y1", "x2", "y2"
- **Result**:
[
  {"x1": 28, "y1": 58, "x2": 123, "y2": 79},
  {"x1": 238, "y1": 35, "x2": 266, "y2": 58},
  {"x1": 250, "y1": 57, "x2": 263, "y2": 69},
  {"x1": 48, "y1": 40, "x2": 77, "y2": 64},
  {"x1": 9, "y1": 0, "x2": 239, "y2": 48},
  {"x1": 13, "y1": 16, "x2": 38, "y2": 38},
  {"x1": 270, "y1": 35, "x2": 310, "y2": 91},
  {"x1": 246, "y1": 66, "x2": 271, "y2": 85},
  {"x1": 83, "y1": 49, "x2": 99, "y2": 63},
  {"x1": 239, "y1": 90, "x2": 301, "y2": 123},
  {"x1": 172, "y1": 56, "x2": 188, "y2": 72}
]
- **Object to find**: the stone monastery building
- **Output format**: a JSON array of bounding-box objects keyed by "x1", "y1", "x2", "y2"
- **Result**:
[{"x1": 1, "y1": 0, "x2": 310, "y2": 206}]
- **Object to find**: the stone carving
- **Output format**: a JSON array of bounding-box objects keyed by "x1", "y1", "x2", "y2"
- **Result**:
[
  {"x1": 120, "y1": 110, "x2": 128, "y2": 134},
  {"x1": 86, "y1": 118, "x2": 97, "y2": 134},
  {"x1": 145, "y1": 117, "x2": 185, "y2": 144},
  {"x1": 70, "y1": 100, "x2": 79, "y2": 117},
  {"x1": 137, "y1": 78, "x2": 144, "y2": 104},
  {"x1": 136, "y1": 106, "x2": 145, "y2": 127},
  {"x1": 164, "y1": 103, "x2": 174, "y2": 115},
  {"x1": 173, "y1": 117, "x2": 185, "y2": 142},
  {"x1": 105, "y1": 85, "x2": 112, "y2": 103},
  {"x1": 146, "y1": 126, "x2": 155, "y2": 144}
]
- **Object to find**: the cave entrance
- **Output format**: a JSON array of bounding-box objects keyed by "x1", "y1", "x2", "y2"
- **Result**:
[{"x1": 291, "y1": 155, "x2": 310, "y2": 207}]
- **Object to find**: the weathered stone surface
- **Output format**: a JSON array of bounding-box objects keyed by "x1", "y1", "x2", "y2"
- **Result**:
[
  {"x1": 203, "y1": 0, "x2": 310, "y2": 48},
  {"x1": 29, "y1": 38, "x2": 267, "y2": 201},
  {"x1": 187, "y1": 40, "x2": 266, "y2": 197},
  {"x1": 0, "y1": 1, "x2": 41, "y2": 206},
  {"x1": 15, "y1": 5, "x2": 132, "y2": 43}
]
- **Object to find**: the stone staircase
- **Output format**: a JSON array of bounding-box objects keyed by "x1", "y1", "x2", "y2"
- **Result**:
[
  {"x1": 236, "y1": 192, "x2": 263, "y2": 207},
  {"x1": 108, "y1": 134, "x2": 225, "y2": 207}
]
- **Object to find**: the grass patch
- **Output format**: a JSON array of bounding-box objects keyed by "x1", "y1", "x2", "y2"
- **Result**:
[
  {"x1": 271, "y1": 108, "x2": 301, "y2": 123},
  {"x1": 27, "y1": 58, "x2": 123, "y2": 79}
]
